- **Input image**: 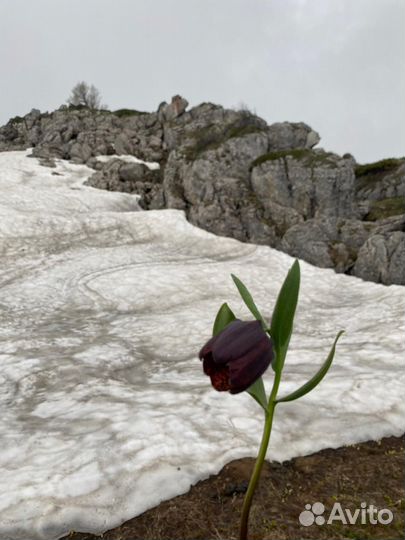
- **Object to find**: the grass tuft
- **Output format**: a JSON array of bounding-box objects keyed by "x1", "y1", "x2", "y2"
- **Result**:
[
  {"x1": 251, "y1": 149, "x2": 337, "y2": 168},
  {"x1": 355, "y1": 158, "x2": 403, "y2": 177},
  {"x1": 364, "y1": 197, "x2": 405, "y2": 221},
  {"x1": 112, "y1": 108, "x2": 147, "y2": 118}
]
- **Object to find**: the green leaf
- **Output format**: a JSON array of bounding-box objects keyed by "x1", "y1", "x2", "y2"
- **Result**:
[
  {"x1": 246, "y1": 376, "x2": 268, "y2": 411},
  {"x1": 276, "y1": 330, "x2": 344, "y2": 403},
  {"x1": 213, "y1": 303, "x2": 236, "y2": 336},
  {"x1": 231, "y1": 274, "x2": 267, "y2": 329},
  {"x1": 270, "y1": 259, "x2": 301, "y2": 373}
]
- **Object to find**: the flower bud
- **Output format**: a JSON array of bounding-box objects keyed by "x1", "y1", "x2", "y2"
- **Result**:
[{"x1": 199, "y1": 320, "x2": 273, "y2": 394}]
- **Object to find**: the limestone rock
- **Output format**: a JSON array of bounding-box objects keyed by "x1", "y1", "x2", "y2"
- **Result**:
[
  {"x1": 356, "y1": 159, "x2": 405, "y2": 202},
  {"x1": 158, "y1": 95, "x2": 189, "y2": 123},
  {"x1": 85, "y1": 158, "x2": 163, "y2": 208},
  {"x1": 119, "y1": 162, "x2": 148, "y2": 183},
  {"x1": 266, "y1": 122, "x2": 320, "y2": 151},
  {"x1": 0, "y1": 106, "x2": 165, "y2": 165},
  {"x1": 164, "y1": 130, "x2": 269, "y2": 242},
  {"x1": 1, "y1": 99, "x2": 404, "y2": 285},
  {"x1": 279, "y1": 216, "x2": 390, "y2": 274},
  {"x1": 251, "y1": 149, "x2": 356, "y2": 220},
  {"x1": 353, "y1": 231, "x2": 405, "y2": 285},
  {"x1": 70, "y1": 142, "x2": 92, "y2": 163},
  {"x1": 280, "y1": 219, "x2": 339, "y2": 269}
]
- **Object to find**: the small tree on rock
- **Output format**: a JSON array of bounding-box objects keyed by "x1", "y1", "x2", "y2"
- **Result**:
[{"x1": 67, "y1": 81, "x2": 102, "y2": 109}]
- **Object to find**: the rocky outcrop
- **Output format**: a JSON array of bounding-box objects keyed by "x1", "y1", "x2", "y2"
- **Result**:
[
  {"x1": 157, "y1": 95, "x2": 189, "y2": 123},
  {"x1": 250, "y1": 150, "x2": 357, "y2": 220},
  {"x1": 348, "y1": 212, "x2": 404, "y2": 283},
  {"x1": 159, "y1": 113, "x2": 404, "y2": 284},
  {"x1": 0, "y1": 106, "x2": 166, "y2": 165},
  {"x1": 86, "y1": 157, "x2": 164, "y2": 209},
  {"x1": 266, "y1": 122, "x2": 320, "y2": 151},
  {"x1": 1, "y1": 98, "x2": 404, "y2": 285}
]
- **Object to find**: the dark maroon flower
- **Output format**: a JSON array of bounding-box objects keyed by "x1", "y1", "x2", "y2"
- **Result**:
[{"x1": 199, "y1": 320, "x2": 273, "y2": 394}]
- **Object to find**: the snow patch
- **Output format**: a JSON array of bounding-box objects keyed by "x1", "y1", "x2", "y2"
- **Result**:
[{"x1": 0, "y1": 151, "x2": 404, "y2": 540}]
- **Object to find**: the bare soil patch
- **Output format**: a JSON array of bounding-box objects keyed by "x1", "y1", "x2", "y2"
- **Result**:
[{"x1": 64, "y1": 434, "x2": 404, "y2": 540}]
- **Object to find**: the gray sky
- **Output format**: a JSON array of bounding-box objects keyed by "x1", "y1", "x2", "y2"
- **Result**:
[{"x1": 0, "y1": 0, "x2": 403, "y2": 163}]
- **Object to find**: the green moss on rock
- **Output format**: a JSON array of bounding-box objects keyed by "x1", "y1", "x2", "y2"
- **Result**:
[
  {"x1": 364, "y1": 197, "x2": 405, "y2": 221},
  {"x1": 355, "y1": 158, "x2": 404, "y2": 194},
  {"x1": 251, "y1": 149, "x2": 337, "y2": 168},
  {"x1": 8, "y1": 115, "x2": 24, "y2": 124},
  {"x1": 63, "y1": 105, "x2": 111, "y2": 116},
  {"x1": 183, "y1": 118, "x2": 266, "y2": 160},
  {"x1": 226, "y1": 124, "x2": 265, "y2": 140},
  {"x1": 252, "y1": 149, "x2": 309, "y2": 167},
  {"x1": 355, "y1": 158, "x2": 403, "y2": 178},
  {"x1": 113, "y1": 108, "x2": 146, "y2": 118},
  {"x1": 67, "y1": 104, "x2": 92, "y2": 112}
]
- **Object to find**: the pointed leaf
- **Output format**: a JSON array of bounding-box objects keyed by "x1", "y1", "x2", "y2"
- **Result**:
[
  {"x1": 276, "y1": 331, "x2": 344, "y2": 403},
  {"x1": 246, "y1": 376, "x2": 268, "y2": 411},
  {"x1": 270, "y1": 260, "x2": 300, "y2": 373},
  {"x1": 231, "y1": 274, "x2": 267, "y2": 329},
  {"x1": 213, "y1": 302, "x2": 236, "y2": 336}
]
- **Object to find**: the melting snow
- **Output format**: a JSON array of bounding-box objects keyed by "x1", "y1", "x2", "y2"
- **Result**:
[
  {"x1": 0, "y1": 151, "x2": 404, "y2": 539},
  {"x1": 95, "y1": 154, "x2": 160, "y2": 169}
]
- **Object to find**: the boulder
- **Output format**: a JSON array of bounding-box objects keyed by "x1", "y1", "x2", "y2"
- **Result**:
[
  {"x1": 266, "y1": 122, "x2": 320, "y2": 151},
  {"x1": 279, "y1": 218, "x2": 376, "y2": 273},
  {"x1": 119, "y1": 162, "x2": 148, "y2": 183},
  {"x1": 85, "y1": 158, "x2": 163, "y2": 207},
  {"x1": 353, "y1": 231, "x2": 405, "y2": 285},
  {"x1": 158, "y1": 95, "x2": 189, "y2": 123},
  {"x1": 280, "y1": 218, "x2": 339, "y2": 269},
  {"x1": 70, "y1": 142, "x2": 92, "y2": 163}
]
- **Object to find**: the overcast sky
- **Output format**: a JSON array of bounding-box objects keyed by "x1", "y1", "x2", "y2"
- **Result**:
[{"x1": 0, "y1": 0, "x2": 403, "y2": 163}]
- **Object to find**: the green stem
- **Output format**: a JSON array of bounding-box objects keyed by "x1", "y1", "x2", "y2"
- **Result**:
[{"x1": 239, "y1": 370, "x2": 281, "y2": 540}]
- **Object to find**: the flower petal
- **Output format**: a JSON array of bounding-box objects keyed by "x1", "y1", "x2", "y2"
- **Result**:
[
  {"x1": 198, "y1": 332, "x2": 221, "y2": 360},
  {"x1": 212, "y1": 320, "x2": 265, "y2": 364},
  {"x1": 210, "y1": 366, "x2": 231, "y2": 392},
  {"x1": 202, "y1": 355, "x2": 231, "y2": 391},
  {"x1": 202, "y1": 353, "x2": 215, "y2": 376},
  {"x1": 228, "y1": 336, "x2": 273, "y2": 393}
]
